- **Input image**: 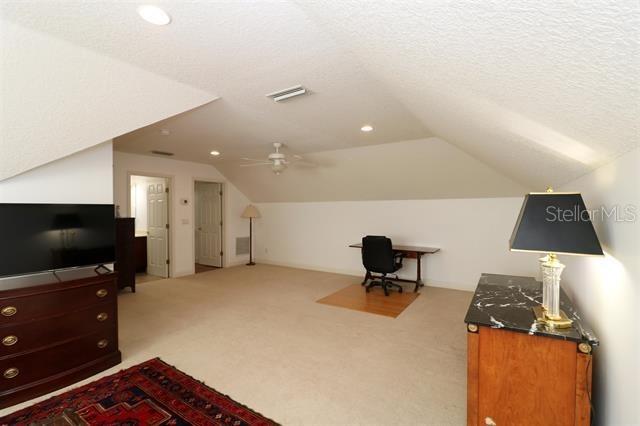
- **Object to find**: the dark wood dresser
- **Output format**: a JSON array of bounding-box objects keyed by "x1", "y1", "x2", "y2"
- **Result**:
[
  {"x1": 465, "y1": 274, "x2": 598, "y2": 426},
  {"x1": 115, "y1": 218, "x2": 136, "y2": 292},
  {"x1": 0, "y1": 268, "x2": 121, "y2": 409},
  {"x1": 134, "y1": 235, "x2": 147, "y2": 273}
]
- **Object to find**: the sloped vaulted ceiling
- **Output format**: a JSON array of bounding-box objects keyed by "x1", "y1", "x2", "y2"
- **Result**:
[
  {"x1": 0, "y1": 16, "x2": 216, "y2": 180},
  {"x1": 2, "y1": 1, "x2": 638, "y2": 199},
  {"x1": 297, "y1": 0, "x2": 640, "y2": 187}
]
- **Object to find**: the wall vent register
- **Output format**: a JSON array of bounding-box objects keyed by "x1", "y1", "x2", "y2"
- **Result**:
[
  {"x1": 236, "y1": 237, "x2": 250, "y2": 255},
  {"x1": 150, "y1": 150, "x2": 174, "y2": 156}
]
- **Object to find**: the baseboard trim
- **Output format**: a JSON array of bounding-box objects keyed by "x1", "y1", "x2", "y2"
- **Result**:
[
  {"x1": 254, "y1": 258, "x2": 473, "y2": 292},
  {"x1": 255, "y1": 258, "x2": 362, "y2": 278}
]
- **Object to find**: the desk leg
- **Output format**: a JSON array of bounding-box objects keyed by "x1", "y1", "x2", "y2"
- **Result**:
[
  {"x1": 361, "y1": 270, "x2": 371, "y2": 286},
  {"x1": 414, "y1": 253, "x2": 424, "y2": 292}
]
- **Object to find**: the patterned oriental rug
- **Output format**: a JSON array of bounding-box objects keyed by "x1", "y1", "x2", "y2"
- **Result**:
[{"x1": 1, "y1": 358, "x2": 278, "y2": 426}]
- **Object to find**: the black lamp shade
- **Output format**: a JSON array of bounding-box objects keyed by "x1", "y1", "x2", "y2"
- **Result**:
[{"x1": 510, "y1": 193, "x2": 603, "y2": 256}]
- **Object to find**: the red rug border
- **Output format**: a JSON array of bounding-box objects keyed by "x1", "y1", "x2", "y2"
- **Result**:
[{"x1": 2, "y1": 357, "x2": 280, "y2": 425}]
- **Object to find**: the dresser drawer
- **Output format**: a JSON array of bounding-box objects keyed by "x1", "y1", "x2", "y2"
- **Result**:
[
  {"x1": 0, "y1": 302, "x2": 116, "y2": 358},
  {"x1": 0, "y1": 327, "x2": 117, "y2": 392},
  {"x1": 0, "y1": 279, "x2": 116, "y2": 324}
]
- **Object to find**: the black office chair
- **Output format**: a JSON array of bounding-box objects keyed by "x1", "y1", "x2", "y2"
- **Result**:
[{"x1": 361, "y1": 235, "x2": 404, "y2": 296}]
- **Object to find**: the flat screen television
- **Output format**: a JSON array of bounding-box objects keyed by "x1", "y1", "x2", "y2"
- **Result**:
[{"x1": 0, "y1": 203, "x2": 115, "y2": 278}]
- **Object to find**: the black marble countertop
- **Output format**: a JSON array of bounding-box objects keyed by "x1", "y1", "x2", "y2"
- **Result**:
[{"x1": 464, "y1": 273, "x2": 598, "y2": 346}]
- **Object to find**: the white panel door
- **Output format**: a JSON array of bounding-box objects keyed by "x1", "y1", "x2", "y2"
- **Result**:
[
  {"x1": 195, "y1": 182, "x2": 222, "y2": 267},
  {"x1": 147, "y1": 182, "x2": 168, "y2": 277}
]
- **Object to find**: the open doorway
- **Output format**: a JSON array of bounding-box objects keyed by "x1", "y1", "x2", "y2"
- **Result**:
[
  {"x1": 129, "y1": 174, "x2": 170, "y2": 283},
  {"x1": 194, "y1": 181, "x2": 223, "y2": 272}
]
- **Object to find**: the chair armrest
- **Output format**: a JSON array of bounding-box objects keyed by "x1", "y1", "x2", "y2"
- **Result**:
[{"x1": 393, "y1": 251, "x2": 405, "y2": 267}]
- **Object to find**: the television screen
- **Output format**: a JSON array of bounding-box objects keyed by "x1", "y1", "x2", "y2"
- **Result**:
[{"x1": 0, "y1": 204, "x2": 115, "y2": 277}]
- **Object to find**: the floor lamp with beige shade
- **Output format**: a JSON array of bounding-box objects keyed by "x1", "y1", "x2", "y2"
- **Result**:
[{"x1": 241, "y1": 205, "x2": 261, "y2": 266}]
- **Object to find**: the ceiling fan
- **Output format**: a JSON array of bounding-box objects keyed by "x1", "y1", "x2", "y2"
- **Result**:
[{"x1": 240, "y1": 143, "x2": 314, "y2": 174}]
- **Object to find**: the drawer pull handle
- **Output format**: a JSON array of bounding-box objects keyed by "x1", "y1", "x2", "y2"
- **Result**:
[
  {"x1": 485, "y1": 417, "x2": 497, "y2": 426},
  {"x1": 578, "y1": 342, "x2": 592, "y2": 354},
  {"x1": 96, "y1": 312, "x2": 109, "y2": 322},
  {"x1": 2, "y1": 335, "x2": 18, "y2": 346},
  {"x1": 96, "y1": 289, "x2": 108, "y2": 298},
  {"x1": 97, "y1": 339, "x2": 109, "y2": 349},
  {"x1": 3, "y1": 368, "x2": 19, "y2": 379},
  {"x1": 1, "y1": 306, "x2": 17, "y2": 317}
]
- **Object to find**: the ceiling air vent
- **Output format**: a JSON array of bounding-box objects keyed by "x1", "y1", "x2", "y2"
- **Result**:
[
  {"x1": 266, "y1": 85, "x2": 307, "y2": 102},
  {"x1": 150, "y1": 150, "x2": 174, "y2": 156}
]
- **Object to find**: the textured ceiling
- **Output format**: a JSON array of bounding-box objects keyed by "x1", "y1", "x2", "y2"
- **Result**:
[
  {"x1": 2, "y1": 1, "x2": 638, "y2": 196},
  {"x1": 1, "y1": 1, "x2": 430, "y2": 164},
  {"x1": 0, "y1": 17, "x2": 215, "y2": 180},
  {"x1": 297, "y1": 0, "x2": 640, "y2": 187}
]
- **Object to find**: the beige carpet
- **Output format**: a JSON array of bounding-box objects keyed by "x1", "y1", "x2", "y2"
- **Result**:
[
  {"x1": 1, "y1": 264, "x2": 473, "y2": 425},
  {"x1": 135, "y1": 272, "x2": 165, "y2": 284}
]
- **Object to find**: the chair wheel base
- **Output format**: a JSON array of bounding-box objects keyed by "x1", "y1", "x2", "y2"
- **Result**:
[{"x1": 365, "y1": 279, "x2": 403, "y2": 296}]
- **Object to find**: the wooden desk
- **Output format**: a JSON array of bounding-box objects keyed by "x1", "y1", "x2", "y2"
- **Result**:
[{"x1": 349, "y1": 243, "x2": 440, "y2": 292}]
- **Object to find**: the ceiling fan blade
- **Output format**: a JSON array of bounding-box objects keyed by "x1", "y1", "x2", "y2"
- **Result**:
[
  {"x1": 293, "y1": 161, "x2": 317, "y2": 168},
  {"x1": 288, "y1": 155, "x2": 316, "y2": 167},
  {"x1": 240, "y1": 157, "x2": 268, "y2": 162},
  {"x1": 239, "y1": 162, "x2": 272, "y2": 167}
]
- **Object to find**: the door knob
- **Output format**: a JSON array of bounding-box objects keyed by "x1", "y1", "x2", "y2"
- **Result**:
[{"x1": 485, "y1": 417, "x2": 497, "y2": 425}]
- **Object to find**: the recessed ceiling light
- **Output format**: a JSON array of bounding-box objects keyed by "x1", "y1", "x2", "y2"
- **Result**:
[
  {"x1": 210, "y1": 151, "x2": 220, "y2": 156},
  {"x1": 361, "y1": 125, "x2": 373, "y2": 132},
  {"x1": 160, "y1": 129, "x2": 170, "y2": 136},
  {"x1": 137, "y1": 5, "x2": 171, "y2": 26}
]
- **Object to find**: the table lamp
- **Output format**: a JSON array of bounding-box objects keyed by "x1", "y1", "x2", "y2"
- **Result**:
[
  {"x1": 241, "y1": 204, "x2": 261, "y2": 266},
  {"x1": 510, "y1": 188, "x2": 603, "y2": 328}
]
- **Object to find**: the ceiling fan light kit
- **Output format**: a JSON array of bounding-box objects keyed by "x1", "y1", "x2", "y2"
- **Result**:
[{"x1": 271, "y1": 162, "x2": 286, "y2": 174}]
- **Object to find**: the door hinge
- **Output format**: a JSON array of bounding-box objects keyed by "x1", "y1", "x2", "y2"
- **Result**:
[
  {"x1": 220, "y1": 221, "x2": 223, "y2": 226},
  {"x1": 165, "y1": 187, "x2": 169, "y2": 193},
  {"x1": 165, "y1": 223, "x2": 169, "y2": 229},
  {"x1": 220, "y1": 251, "x2": 223, "y2": 256},
  {"x1": 166, "y1": 259, "x2": 170, "y2": 265},
  {"x1": 219, "y1": 191, "x2": 223, "y2": 196}
]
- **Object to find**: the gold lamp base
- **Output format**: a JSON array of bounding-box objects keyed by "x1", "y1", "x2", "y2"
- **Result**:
[{"x1": 532, "y1": 306, "x2": 573, "y2": 329}]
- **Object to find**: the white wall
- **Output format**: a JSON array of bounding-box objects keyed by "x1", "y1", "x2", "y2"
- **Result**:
[
  {"x1": 0, "y1": 18, "x2": 215, "y2": 181},
  {"x1": 0, "y1": 141, "x2": 113, "y2": 204},
  {"x1": 254, "y1": 197, "x2": 539, "y2": 290},
  {"x1": 113, "y1": 151, "x2": 251, "y2": 277},
  {"x1": 559, "y1": 148, "x2": 639, "y2": 426}
]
